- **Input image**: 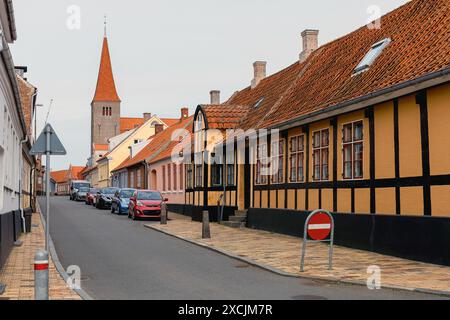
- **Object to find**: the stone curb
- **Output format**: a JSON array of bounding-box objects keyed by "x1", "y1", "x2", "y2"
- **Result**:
[
  {"x1": 144, "y1": 224, "x2": 450, "y2": 298},
  {"x1": 36, "y1": 201, "x2": 93, "y2": 300}
]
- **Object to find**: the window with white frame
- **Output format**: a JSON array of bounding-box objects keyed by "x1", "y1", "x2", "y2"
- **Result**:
[
  {"x1": 312, "y1": 129, "x2": 329, "y2": 181},
  {"x1": 195, "y1": 164, "x2": 203, "y2": 187},
  {"x1": 186, "y1": 163, "x2": 193, "y2": 189},
  {"x1": 255, "y1": 143, "x2": 268, "y2": 185},
  {"x1": 270, "y1": 139, "x2": 285, "y2": 184},
  {"x1": 343, "y1": 121, "x2": 364, "y2": 179},
  {"x1": 290, "y1": 135, "x2": 305, "y2": 182}
]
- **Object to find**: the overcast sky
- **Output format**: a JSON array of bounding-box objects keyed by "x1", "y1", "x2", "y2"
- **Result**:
[{"x1": 11, "y1": 0, "x2": 408, "y2": 170}]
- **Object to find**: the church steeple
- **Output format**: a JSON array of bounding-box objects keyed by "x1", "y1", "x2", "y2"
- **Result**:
[{"x1": 92, "y1": 31, "x2": 120, "y2": 103}]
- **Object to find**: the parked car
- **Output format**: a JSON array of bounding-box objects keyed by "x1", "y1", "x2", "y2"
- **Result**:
[
  {"x1": 69, "y1": 180, "x2": 90, "y2": 200},
  {"x1": 95, "y1": 187, "x2": 119, "y2": 209},
  {"x1": 128, "y1": 190, "x2": 168, "y2": 220},
  {"x1": 75, "y1": 186, "x2": 89, "y2": 202},
  {"x1": 85, "y1": 188, "x2": 98, "y2": 205},
  {"x1": 111, "y1": 188, "x2": 136, "y2": 215}
]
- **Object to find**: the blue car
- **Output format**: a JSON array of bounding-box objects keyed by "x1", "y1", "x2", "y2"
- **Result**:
[{"x1": 111, "y1": 188, "x2": 136, "y2": 215}]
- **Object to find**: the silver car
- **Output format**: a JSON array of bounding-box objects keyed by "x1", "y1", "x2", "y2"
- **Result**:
[{"x1": 75, "y1": 186, "x2": 90, "y2": 201}]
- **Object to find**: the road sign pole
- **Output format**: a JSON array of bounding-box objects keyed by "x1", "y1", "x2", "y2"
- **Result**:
[{"x1": 45, "y1": 125, "x2": 51, "y2": 252}]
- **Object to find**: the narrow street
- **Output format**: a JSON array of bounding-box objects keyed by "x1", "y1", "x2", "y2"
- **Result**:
[{"x1": 38, "y1": 196, "x2": 441, "y2": 300}]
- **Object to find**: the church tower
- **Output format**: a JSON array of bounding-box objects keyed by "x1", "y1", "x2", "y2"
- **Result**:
[{"x1": 91, "y1": 25, "x2": 121, "y2": 158}]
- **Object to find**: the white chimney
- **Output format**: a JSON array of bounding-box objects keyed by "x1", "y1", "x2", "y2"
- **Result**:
[
  {"x1": 210, "y1": 90, "x2": 220, "y2": 105},
  {"x1": 251, "y1": 61, "x2": 266, "y2": 89},
  {"x1": 299, "y1": 29, "x2": 319, "y2": 63}
]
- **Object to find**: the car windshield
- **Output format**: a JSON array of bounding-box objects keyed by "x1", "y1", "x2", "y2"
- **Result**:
[
  {"x1": 74, "y1": 182, "x2": 90, "y2": 189},
  {"x1": 103, "y1": 188, "x2": 118, "y2": 194},
  {"x1": 79, "y1": 187, "x2": 89, "y2": 192},
  {"x1": 120, "y1": 190, "x2": 135, "y2": 198},
  {"x1": 89, "y1": 189, "x2": 98, "y2": 193},
  {"x1": 137, "y1": 191, "x2": 162, "y2": 201}
]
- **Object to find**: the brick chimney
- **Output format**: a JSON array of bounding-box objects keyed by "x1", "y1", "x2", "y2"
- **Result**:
[
  {"x1": 210, "y1": 90, "x2": 220, "y2": 105},
  {"x1": 299, "y1": 29, "x2": 319, "y2": 63},
  {"x1": 154, "y1": 123, "x2": 164, "y2": 134},
  {"x1": 181, "y1": 107, "x2": 189, "y2": 120},
  {"x1": 143, "y1": 112, "x2": 152, "y2": 122},
  {"x1": 251, "y1": 61, "x2": 266, "y2": 89}
]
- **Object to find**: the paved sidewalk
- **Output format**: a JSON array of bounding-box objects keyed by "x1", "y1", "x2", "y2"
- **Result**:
[
  {"x1": 146, "y1": 213, "x2": 450, "y2": 296},
  {"x1": 0, "y1": 212, "x2": 81, "y2": 300}
]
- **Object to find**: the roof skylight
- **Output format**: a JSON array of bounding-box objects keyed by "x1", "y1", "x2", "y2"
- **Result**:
[
  {"x1": 253, "y1": 97, "x2": 265, "y2": 108},
  {"x1": 353, "y1": 38, "x2": 391, "y2": 75}
]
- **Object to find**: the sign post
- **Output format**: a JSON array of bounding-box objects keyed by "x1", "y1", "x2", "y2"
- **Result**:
[
  {"x1": 300, "y1": 209, "x2": 334, "y2": 272},
  {"x1": 30, "y1": 124, "x2": 66, "y2": 299}
]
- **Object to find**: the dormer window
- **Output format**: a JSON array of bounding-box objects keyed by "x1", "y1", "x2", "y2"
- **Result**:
[{"x1": 353, "y1": 38, "x2": 391, "y2": 75}]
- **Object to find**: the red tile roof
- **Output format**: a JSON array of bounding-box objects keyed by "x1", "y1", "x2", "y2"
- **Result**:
[
  {"x1": 93, "y1": 144, "x2": 109, "y2": 151},
  {"x1": 120, "y1": 117, "x2": 144, "y2": 133},
  {"x1": 199, "y1": 105, "x2": 251, "y2": 130},
  {"x1": 259, "y1": 0, "x2": 450, "y2": 128},
  {"x1": 50, "y1": 170, "x2": 69, "y2": 183},
  {"x1": 113, "y1": 116, "x2": 194, "y2": 171},
  {"x1": 17, "y1": 75, "x2": 37, "y2": 138},
  {"x1": 214, "y1": 0, "x2": 450, "y2": 132},
  {"x1": 92, "y1": 37, "x2": 121, "y2": 103},
  {"x1": 70, "y1": 166, "x2": 86, "y2": 180}
]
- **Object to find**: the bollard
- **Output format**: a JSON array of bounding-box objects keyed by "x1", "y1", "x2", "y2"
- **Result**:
[
  {"x1": 160, "y1": 202, "x2": 167, "y2": 225},
  {"x1": 202, "y1": 210, "x2": 211, "y2": 239},
  {"x1": 34, "y1": 249, "x2": 49, "y2": 300}
]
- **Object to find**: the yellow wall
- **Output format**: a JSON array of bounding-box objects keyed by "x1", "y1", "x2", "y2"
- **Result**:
[
  {"x1": 428, "y1": 83, "x2": 450, "y2": 176},
  {"x1": 398, "y1": 95, "x2": 422, "y2": 178},
  {"x1": 400, "y1": 187, "x2": 423, "y2": 216},
  {"x1": 375, "y1": 188, "x2": 396, "y2": 215},
  {"x1": 374, "y1": 101, "x2": 395, "y2": 179}
]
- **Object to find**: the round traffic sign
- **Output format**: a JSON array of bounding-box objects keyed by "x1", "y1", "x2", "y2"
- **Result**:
[{"x1": 307, "y1": 212, "x2": 332, "y2": 240}]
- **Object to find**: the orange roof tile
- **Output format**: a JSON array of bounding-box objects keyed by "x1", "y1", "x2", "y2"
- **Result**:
[
  {"x1": 50, "y1": 170, "x2": 69, "y2": 183},
  {"x1": 199, "y1": 105, "x2": 251, "y2": 130},
  {"x1": 209, "y1": 0, "x2": 449, "y2": 132},
  {"x1": 92, "y1": 37, "x2": 121, "y2": 103},
  {"x1": 161, "y1": 118, "x2": 179, "y2": 127},
  {"x1": 120, "y1": 117, "x2": 144, "y2": 133},
  {"x1": 93, "y1": 143, "x2": 109, "y2": 151},
  {"x1": 113, "y1": 116, "x2": 194, "y2": 171},
  {"x1": 259, "y1": 0, "x2": 450, "y2": 128},
  {"x1": 17, "y1": 75, "x2": 37, "y2": 138},
  {"x1": 70, "y1": 166, "x2": 86, "y2": 180}
]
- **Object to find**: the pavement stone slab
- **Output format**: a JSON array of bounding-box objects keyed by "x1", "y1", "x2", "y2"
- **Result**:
[
  {"x1": 0, "y1": 212, "x2": 81, "y2": 300},
  {"x1": 146, "y1": 213, "x2": 450, "y2": 296}
]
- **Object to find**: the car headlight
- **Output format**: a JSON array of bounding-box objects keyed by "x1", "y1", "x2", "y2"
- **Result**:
[{"x1": 137, "y1": 201, "x2": 144, "y2": 206}]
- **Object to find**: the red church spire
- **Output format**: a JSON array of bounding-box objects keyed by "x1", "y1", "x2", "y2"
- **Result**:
[{"x1": 92, "y1": 33, "x2": 121, "y2": 103}]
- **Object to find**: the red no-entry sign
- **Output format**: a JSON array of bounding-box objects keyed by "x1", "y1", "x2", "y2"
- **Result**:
[
  {"x1": 300, "y1": 209, "x2": 335, "y2": 272},
  {"x1": 307, "y1": 211, "x2": 332, "y2": 241}
]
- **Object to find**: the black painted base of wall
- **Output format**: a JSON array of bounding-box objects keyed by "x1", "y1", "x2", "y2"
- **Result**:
[
  {"x1": 0, "y1": 209, "x2": 31, "y2": 268},
  {"x1": 168, "y1": 204, "x2": 237, "y2": 222},
  {"x1": 247, "y1": 208, "x2": 450, "y2": 266}
]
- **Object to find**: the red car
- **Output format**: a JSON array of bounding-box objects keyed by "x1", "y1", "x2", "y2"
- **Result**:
[
  {"x1": 128, "y1": 190, "x2": 168, "y2": 220},
  {"x1": 85, "y1": 188, "x2": 98, "y2": 205}
]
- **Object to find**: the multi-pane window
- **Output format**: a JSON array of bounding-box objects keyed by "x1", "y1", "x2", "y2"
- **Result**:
[
  {"x1": 343, "y1": 121, "x2": 364, "y2": 179},
  {"x1": 162, "y1": 165, "x2": 166, "y2": 191},
  {"x1": 130, "y1": 171, "x2": 135, "y2": 188},
  {"x1": 211, "y1": 164, "x2": 223, "y2": 186},
  {"x1": 173, "y1": 165, "x2": 177, "y2": 190},
  {"x1": 195, "y1": 164, "x2": 203, "y2": 187},
  {"x1": 289, "y1": 135, "x2": 304, "y2": 182},
  {"x1": 255, "y1": 143, "x2": 268, "y2": 185},
  {"x1": 312, "y1": 129, "x2": 329, "y2": 181},
  {"x1": 179, "y1": 164, "x2": 184, "y2": 190},
  {"x1": 186, "y1": 164, "x2": 193, "y2": 189},
  {"x1": 168, "y1": 163, "x2": 171, "y2": 190},
  {"x1": 271, "y1": 139, "x2": 285, "y2": 184},
  {"x1": 226, "y1": 164, "x2": 235, "y2": 186},
  {"x1": 136, "y1": 169, "x2": 142, "y2": 188}
]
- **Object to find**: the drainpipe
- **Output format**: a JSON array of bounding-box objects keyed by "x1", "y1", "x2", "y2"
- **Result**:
[{"x1": 19, "y1": 135, "x2": 29, "y2": 232}]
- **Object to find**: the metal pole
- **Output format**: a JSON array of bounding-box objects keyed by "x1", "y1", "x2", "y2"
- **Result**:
[
  {"x1": 34, "y1": 249, "x2": 49, "y2": 300},
  {"x1": 160, "y1": 202, "x2": 167, "y2": 225},
  {"x1": 300, "y1": 219, "x2": 308, "y2": 272},
  {"x1": 45, "y1": 125, "x2": 50, "y2": 252}
]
